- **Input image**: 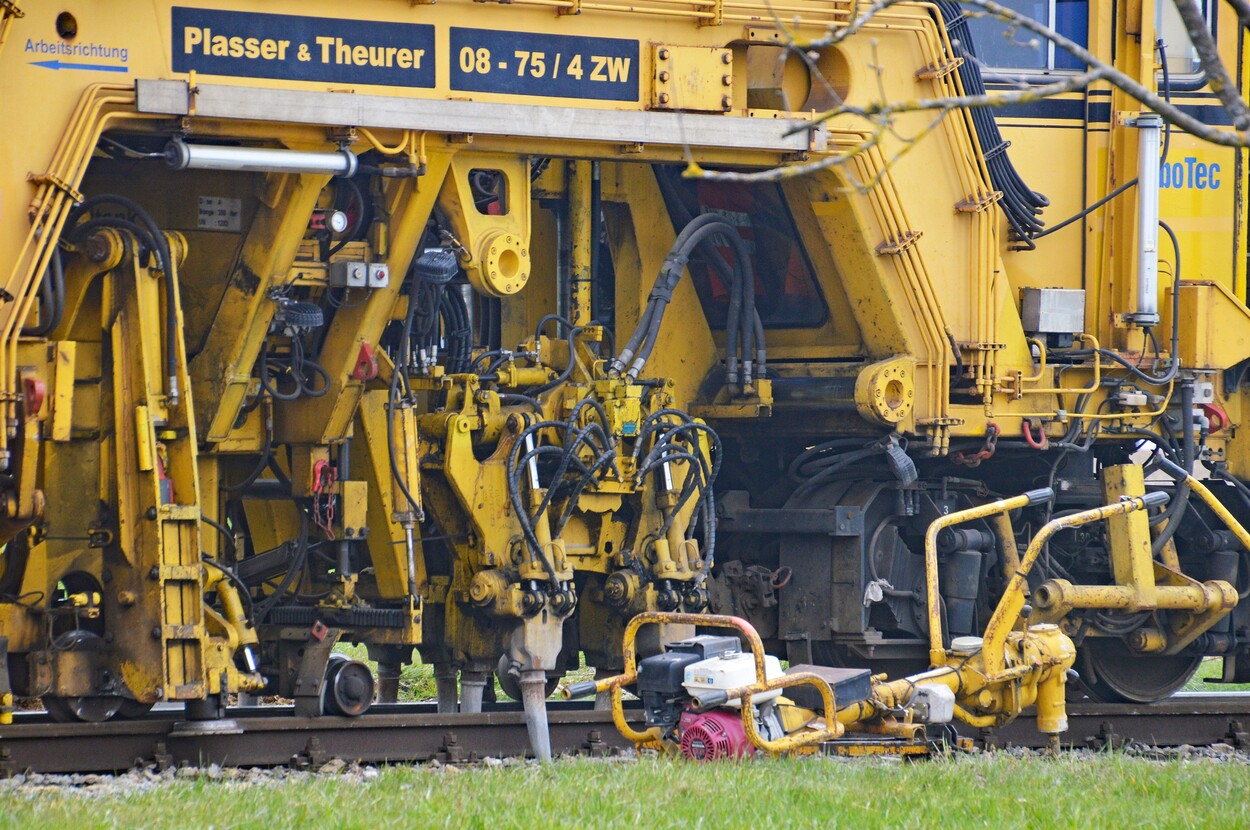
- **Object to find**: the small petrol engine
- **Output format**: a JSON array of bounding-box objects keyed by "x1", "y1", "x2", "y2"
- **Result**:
[{"x1": 636, "y1": 635, "x2": 786, "y2": 760}]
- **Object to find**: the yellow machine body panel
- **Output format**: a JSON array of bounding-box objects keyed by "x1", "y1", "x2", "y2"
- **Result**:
[{"x1": 1, "y1": 0, "x2": 1249, "y2": 745}]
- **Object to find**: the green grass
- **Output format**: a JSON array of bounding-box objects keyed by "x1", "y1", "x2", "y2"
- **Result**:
[
  {"x1": 334, "y1": 643, "x2": 439, "y2": 700},
  {"x1": 1184, "y1": 657, "x2": 1250, "y2": 692},
  {"x1": 3, "y1": 753, "x2": 1248, "y2": 829},
  {"x1": 332, "y1": 644, "x2": 596, "y2": 702}
]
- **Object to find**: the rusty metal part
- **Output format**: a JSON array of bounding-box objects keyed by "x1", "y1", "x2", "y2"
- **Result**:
[
  {"x1": 0, "y1": 702, "x2": 633, "y2": 774},
  {"x1": 1, "y1": 695, "x2": 1249, "y2": 773},
  {"x1": 986, "y1": 694, "x2": 1250, "y2": 750}
]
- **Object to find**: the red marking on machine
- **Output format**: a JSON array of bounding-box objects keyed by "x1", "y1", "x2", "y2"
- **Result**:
[{"x1": 352, "y1": 342, "x2": 378, "y2": 381}]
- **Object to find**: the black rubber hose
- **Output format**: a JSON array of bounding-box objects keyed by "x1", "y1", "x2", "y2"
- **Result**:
[
  {"x1": 255, "y1": 511, "x2": 311, "y2": 623},
  {"x1": 222, "y1": 402, "x2": 274, "y2": 493},
  {"x1": 934, "y1": 1, "x2": 1048, "y2": 246},
  {"x1": 386, "y1": 266, "x2": 424, "y2": 519},
  {"x1": 21, "y1": 247, "x2": 63, "y2": 337},
  {"x1": 1153, "y1": 379, "x2": 1194, "y2": 554},
  {"x1": 652, "y1": 168, "x2": 766, "y2": 376},
  {"x1": 258, "y1": 341, "x2": 302, "y2": 401},
  {"x1": 1032, "y1": 179, "x2": 1138, "y2": 240},
  {"x1": 535, "y1": 313, "x2": 576, "y2": 341},
  {"x1": 628, "y1": 218, "x2": 751, "y2": 379}
]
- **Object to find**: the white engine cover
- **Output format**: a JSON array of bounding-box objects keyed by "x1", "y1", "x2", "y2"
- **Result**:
[{"x1": 683, "y1": 652, "x2": 784, "y2": 708}]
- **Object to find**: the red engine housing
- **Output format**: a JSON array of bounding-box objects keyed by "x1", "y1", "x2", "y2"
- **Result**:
[{"x1": 678, "y1": 708, "x2": 754, "y2": 761}]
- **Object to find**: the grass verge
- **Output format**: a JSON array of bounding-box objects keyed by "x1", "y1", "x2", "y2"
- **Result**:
[
  {"x1": 1184, "y1": 657, "x2": 1250, "y2": 692},
  {"x1": 3, "y1": 753, "x2": 1247, "y2": 829}
]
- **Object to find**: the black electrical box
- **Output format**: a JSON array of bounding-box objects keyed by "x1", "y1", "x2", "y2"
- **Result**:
[
  {"x1": 782, "y1": 664, "x2": 873, "y2": 710},
  {"x1": 666, "y1": 635, "x2": 741, "y2": 661},
  {"x1": 636, "y1": 635, "x2": 742, "y2": 730}
]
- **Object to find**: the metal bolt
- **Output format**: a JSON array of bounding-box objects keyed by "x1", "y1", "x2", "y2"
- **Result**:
[
  {"x1": 86, "y1": 234, "x2": 112, "y2": 262},
  {"x1": 658, "y1": 48, "x2": 670, "y2": 60},
  {"x1": 721, "y1": 74, "x2": 732, "y2": 86},
  {"x1": 151, "y1": 626, "x2": 162, "y2": 639},
  {"x1": 721, "y1": 94, "x2": 732, "y2": 109},
  {"x1": 148, "y1": 566, "x2": 160, "y2": 580},
  {"x1": 721, "y1": 51, "x2": 732, "y2": 64},
  {"x1": 658, "y1": 70, "x2": 669, "y2": 82},
  {"x1": 145, "y1": 506, "x2": 158, "y2": 520},
  {"x1": 659, "y1": 93, "x2": 670, "y2": 105}
]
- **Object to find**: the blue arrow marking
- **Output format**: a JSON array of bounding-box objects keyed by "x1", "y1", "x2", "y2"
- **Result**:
[{"x1": 30, "y1": 59, "x2": 128, "y2": 73}]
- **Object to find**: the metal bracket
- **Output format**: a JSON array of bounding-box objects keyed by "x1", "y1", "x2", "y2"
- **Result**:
[
  {"x1": 699, "y1": 0, "x2": 723, "y2": 25},
  {"x1": 915, "y1": 57, "x2": 964, "y2": 80},
  {"x1": 289, "y1": 736, "x2": 328, "y2": 771},
  {"x1": 435, "y1": 731, "x2": 477, "y2": 764},
  {"x1": 146, "y1": 741, "x2": 175, "y2": 772},
  {"x1": 25, "y1": 172, "x2": 82, "y2": 204},
  {"x1": 955, "y1": 190, "x2": 1003, "y2": 213},
  {"x1": 1226, "y1": 720, "x2": 1248, "y2": 748},
  {"x1": 292, "y1": 624, "x2": 342, "y2": 717},
  {"x1": 580, "y1": 730, "x2": 615, "y2": 757},
  {"x1": 1085, "y1": 720, "x2": 1127, "y2": 751},
  {"x1": 875, "y1": 231, "x2": 923, "y2": 256},
  {"x1": 717, "y1": 491, "x2": 864, "y2": 535}
]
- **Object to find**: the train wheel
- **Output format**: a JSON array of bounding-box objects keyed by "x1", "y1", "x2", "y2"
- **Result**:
[
  {"x1": 1076, "y1": 637, "x2": 1201, "y2": 703},
  {"x1": 43, "y1": 695, "x2": 122, "y2": 723},
  {"x1": 41, "y1": 630, "x2": 123, "y2": 722},
  {"x1": 115, "y1": 699, "x2": 156, "y2": 719},
  {"x1": 323, "y1": 654, "x2": 375, "y2": 716}
]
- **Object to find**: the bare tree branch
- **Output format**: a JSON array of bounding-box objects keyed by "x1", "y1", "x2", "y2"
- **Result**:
[
  {"x1": 799, "y1": 0, "x2": 1250, "y2": 147},
  {"x1": 1223, "y1": 0, "x2": 1250, "y2": 31},
  {"x1": 1173, "y1": 0, "x2": 1250, "y2": 130}
]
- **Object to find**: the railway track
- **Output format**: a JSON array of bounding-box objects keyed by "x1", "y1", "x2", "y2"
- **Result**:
[{"x1": 2, "y1": 695, "x2": 1248, "y2": 775}]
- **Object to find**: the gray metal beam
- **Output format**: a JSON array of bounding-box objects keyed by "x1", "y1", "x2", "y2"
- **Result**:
[{"x1": 135, "y1": 79, "x2": 827, "y2": 154}]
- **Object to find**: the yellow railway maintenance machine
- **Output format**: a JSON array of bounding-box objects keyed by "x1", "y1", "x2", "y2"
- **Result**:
[{"x1": 1, "y1": 0, "x2": 1249, "y2": 760}]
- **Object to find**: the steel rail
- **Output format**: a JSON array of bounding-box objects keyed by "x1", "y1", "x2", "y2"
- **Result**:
[
  {"x1": 0, "y1": 702, "x2": 633, "y2": 775},
  {"x1": 1, "y1": 696, "x2": 1248, "y2": 774}
]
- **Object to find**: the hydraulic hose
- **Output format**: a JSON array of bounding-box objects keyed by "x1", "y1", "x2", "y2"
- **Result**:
[
  {"x1": 614, "y1": 215, "x2": 754, "y2": 383},
  {"x1": 21, "y1": 247, "x2": 64, "y2": 337},
  {"x1": 652, "y1": 169, "x2": 767, "y2": 374},
  {"x1": 1152, "y1": 378, "x2": 1194, "y2": 554}
]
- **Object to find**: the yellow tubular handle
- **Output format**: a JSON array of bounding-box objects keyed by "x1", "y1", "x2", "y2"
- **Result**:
[
  {"x1": 980, "y1": 491, "x2": 1168, "y2": 677},
  {"x1": 562, "y1": 612, "x2": 841, "y2": 755},
  {"x1": 1157, "y1": 456, "x2": 1250, "y2": 553},
  {"x1": 923, "y1": 488, "x2": 1054, "y2": 665}
]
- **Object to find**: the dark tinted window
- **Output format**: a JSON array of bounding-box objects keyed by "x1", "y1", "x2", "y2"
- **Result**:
[{"x1": 655, "y1": 168, "x2": 827, "y2": 329}]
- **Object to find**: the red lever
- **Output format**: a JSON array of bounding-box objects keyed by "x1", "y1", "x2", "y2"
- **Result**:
[{"x1": 22, "y1": 377, "x2": 45, "y2": 418}]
